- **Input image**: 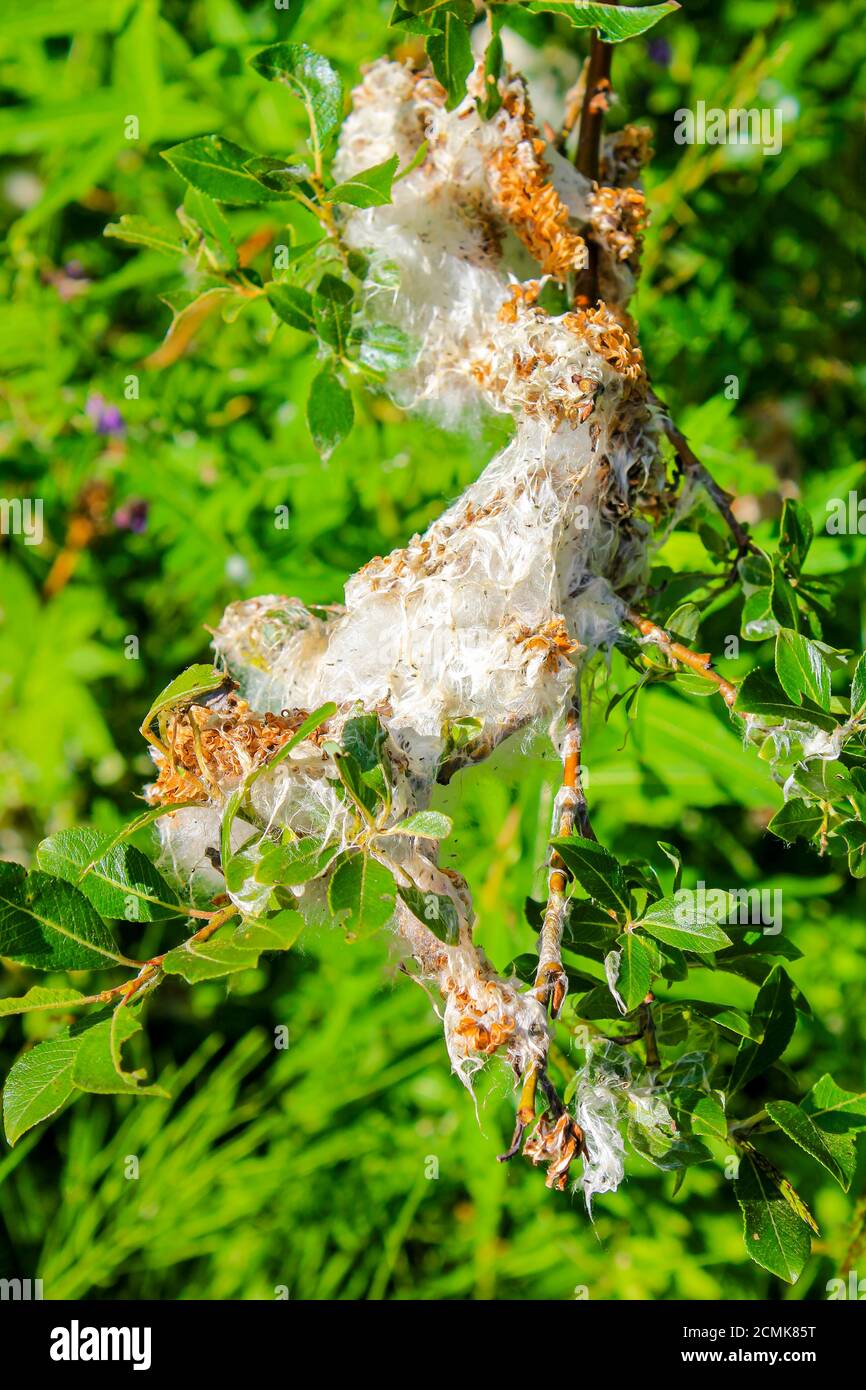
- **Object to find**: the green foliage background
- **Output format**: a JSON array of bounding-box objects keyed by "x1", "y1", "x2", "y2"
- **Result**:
[{"x1": 1, "y1": 0, "x2": 865, "y2": 1300}]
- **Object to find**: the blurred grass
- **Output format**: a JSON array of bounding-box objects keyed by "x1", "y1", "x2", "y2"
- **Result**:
[{"x1": 1, "y1": 0, "x2": 865, "y2": 1299}]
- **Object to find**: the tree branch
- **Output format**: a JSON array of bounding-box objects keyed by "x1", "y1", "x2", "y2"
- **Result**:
[
  {"x1": 566, "y1": 23, "x2": 755, "y2": 564},
  {"x1": 572, "y1": 5, "x2": 615, "y2": 305}
]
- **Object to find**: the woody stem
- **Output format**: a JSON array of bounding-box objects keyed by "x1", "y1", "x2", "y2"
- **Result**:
[
  {"x1": 534, "y1": 687, "x2": 593, "y2": 1026},
  {"x1": 575, "y1": 29, "x2": 614, "y2": 183},
  {"x1": 568, "y1": 34, "x2": 753, "y2": 562},
  {"x1": 573, "y1": 7, "x2": 616, "y2": 304}
]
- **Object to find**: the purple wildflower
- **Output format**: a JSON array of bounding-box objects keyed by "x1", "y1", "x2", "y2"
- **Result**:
[
  {"x1": 85, "y1": 393, "x2": 126, "y2": 437},
  {"x1": 113, "y1": 499, "x2": 149, "y2": 534}
]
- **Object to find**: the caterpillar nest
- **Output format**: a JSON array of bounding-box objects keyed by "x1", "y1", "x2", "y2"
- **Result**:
[{"x1": 152, "y1": 59, "x2": 671, "y2": 1202}]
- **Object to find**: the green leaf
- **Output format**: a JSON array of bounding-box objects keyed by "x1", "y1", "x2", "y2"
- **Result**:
[
  {"x1": 573, "y1": 983, "x2": 625, "y2": 1020},
  {"x1": 333, "y1": 751, "x2": 380, "y2": 821},
  {"x1": 223, "y1": 850, "x2": 259, "y2": 895},
  {"x1": 734, "y1": 667, "x2": 837, "y2": 732},
  {"x1": 651, "y1": 939, "x2": 688, "y2": 982},
  {"x1": 638, "y1": 893, "x2": 733, "y2": 952},
  {"x1": 341, "y1": 712, "x2": 389, "y2": 788},
  {"x1": 244, "y1": 157, "x2": 314, "y2": 195},
  {"x1": 550, "y1": 835, "x2": 630, "y2": 917},
  {"x1": 255, "y1": 838, "x2": 337, "y2": 887},
  {"x1": 307, "y1": 366, "x2": 354, "y2": 460},
  {"x1": 778, "y1": 498, "x2": 813, "y2": 575},
  {"x1": 0, "y1": 986, "x2": 86, "y2": 1018},
  {"x1": 389, "y1": 3, "x2": 439, "y2": 35},
  {"x1": 740, "y1": 586, "x2": 778, "y2": 641},
  {"x1": 143, "y1": 286, "x2": 239, "y2": 370},
  {"x1": 162, "y1": 136, "x2": 283, "y2": 205},
  {"x1": 524, "y1": 3, "x2": 680, "y2": 44},
  {"x1": 775, "y1": 629, "x2": 831, "y2": 709},
  {"x1": 477, "y1": 15, "x2": 504, "y2": 120},
  {"x1": 162, "y1": 912, "x2": 302, "y2": 983},
  {"x1": 216, "y1": 806, "x2": 250, "y2": 878},
  {"x1": 729, "y1": 965, "x2": 796, "y2": 1092},
  {"x1": 3, "y1": 1034, "x2": 80, "y2": 1145},
  {"x1": 394, "y1": 140, "x2": 429, "y2": 182},
  {"x1": 141, "y1": 663, "x2": 226, "y2": 734},
  {"x1": 232, "y1": 910, "x2": 305, "y2": 953},
  {"x1": 181, "y1": 187, "x2": 237, "y2": 270},
  {"x1": 324, "y1": 154, "x2": 399, "y2": 208},
  {"x1": 162, "y1": 925, "x2": 261, "y2": 983},
  {"x1": 656, "y1": 841, "x2": 683, "y2": 893},
  {"x1": 766, "y1": 1100, "x2": 853, "y2": 1190},
  {"x1": 442, "y1": 716, "x2": 483, "y2": 752},
  {"x1": 0, "y1": 861, "x2": 123, "y2": 970},
  {"x1": 690, "y1": 1094, "x2": 727, "y2": 1142},
  {"x1": 313, "y1": 273, "x2": 354, "y2": 353},
  {"x1": 665, "y1": 602, "x2": 701, "y2": 642},
  {"x1": 768, "y1": 798, "x2": 823, "y2": 844},
  {"x1": 36, "y1": 827, "x2": 180, "y2": 921},
  {"x1": 802, "y1": 1074, "x2": 866, "y2": 1131},
  {"x1": 426, "y1": 10, "x2": 474, "y2": 110},
  {"x1": 623, "y1": 858, "x2": 663, "y2": 898},
  {"x1": 771, "y1": 560, "x2": 800, "y2": 631},
  {"x1": 851, "y1": 652, "x2": 866, "y2": 717},
  {"x1": 327, "y1": 854, "x2": 396, "y2": 937},
  {"x1": 249, "y1": 42, "x2": 344, "y2": 149},
  {"x1": 739, "y1": 550, "x2": 772, "y2": 589},
  {"x1": 398, "y1": 884, "x2": 460, "y2": 945},
  {"x1": 714, "y1": 938, "x2": 803, "y2": 986},
  {"x1": 104, "y1": 214, "x2": 184, "y2": 257},
  {"x1": 734, "y1": 1147, "x2": 812, "y2": 1283},
  {"x1": 610, "y1": 932, "x2": 652, "y2": 1012},
  {"x1": 794, "y1": 759, "x2": 852, "y2": 802},
  {"x1": 389, "y1": 810, "x2": 452, "y2": 839},
  {"x1": 836, "y1": 819, "x2": 866, "y2": 878},
  {"x1": 628, "y1": 1121, "x2": 710, "y2": 1173},
  {"x1": 353, "y1": 322, "x2": 416, "y2": 374},
  {"x1": 557, "y1": 899, "x2": 616, "y2": 954},
  {"x1": 267, "y1": 283, "x2": 315, "y2": 334},
  {"x1": 687, "y1": 1002, "x2": 760, "y2": 1041},
  {"x1": 72, "y1": 1006, "x2": 168, "y2": 1097}
]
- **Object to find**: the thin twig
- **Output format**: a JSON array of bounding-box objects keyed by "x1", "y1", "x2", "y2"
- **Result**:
[
  {"x1": 497, "y1": 1063, "x2": 540, "y2": 1161},
  {"x1": 638, "y1": 993, "x2": 660, "y2": 1068},
  {"x1": 118, "y1": 903, "x2": 240, "y2": 1007},
  {"x1": 533, "y1": 692, "x2": 589, "y2": 1018},
  {"x1": 652, "y1": 390, "x2": 756, "y2": 559},
  {"x1": 539, "y1": 1069, "x2": 566, "y2": 1118},
  {"x1": 625, "y1": 608, "x2": 739, "y2": 708}
]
